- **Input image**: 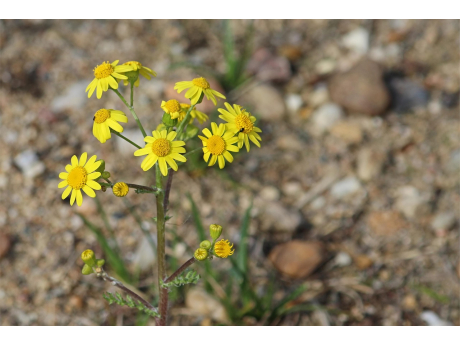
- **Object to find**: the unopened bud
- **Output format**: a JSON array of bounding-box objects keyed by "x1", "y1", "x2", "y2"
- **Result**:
[
  {"x1": 200, "y1": 240, "x2": 212, "y2": 250},
  {"x1": 194, "y1": 248, "x2": 208, "y2": 261},
  {"x1": 101, "y1": 171, "x2": 111, "y2": 179},
  {"x1": 81, "y1": 249, "x2": 96, "y2": 267},
  {"x1": 209, "y1": 224, "x2": 222, "y2": 241}
]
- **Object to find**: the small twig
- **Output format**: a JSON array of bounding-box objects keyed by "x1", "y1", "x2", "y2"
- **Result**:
[
  {"x1": 101, "y1": 271, "x2": 159, "y2": 325},
  {"x1": 111, "y1": 130, "x2": 142, "y2": 149},
  {"x1": 164, "y1": 257, "x2": 196, "y2": 284}
]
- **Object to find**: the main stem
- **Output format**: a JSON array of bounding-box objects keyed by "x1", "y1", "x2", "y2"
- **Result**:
[{"x1": 155, "y1": 164, "x2": 168, "y2": 325}]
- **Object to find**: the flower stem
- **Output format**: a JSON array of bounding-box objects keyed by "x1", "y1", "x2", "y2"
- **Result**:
[
  {"x1": 111, "y1": 130, "x2": 142, "y2": 149},
  {"x1": 183, "y1": 147, "x2": 202, "y2": 158},
  {"x1": 155, "y1": 164, "x2": 168, "y2": 325},
  {"x1": 164, "y1": 257, "x2": 196, "y2": 284},
  {"x1": 176, "y1": 104, "x2": 195, "y2": 139},
  {"x1": 130, "y1": 82, "x2": 134, "y2": 107},
  {"x1": 112, "y1": 88, "x2": 147, "y2": 138},
  {"x1": 163, "y1": 170, "x2": 174, "y2": 213}
]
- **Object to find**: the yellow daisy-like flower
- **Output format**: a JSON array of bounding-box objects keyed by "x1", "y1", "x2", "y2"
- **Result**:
[
  {"x1": 92, "y1": 109, "x2": 128, "y2": 143},
  {"x1": 113, "y1": 182, "x2": 129, "y2": 197},
  {"x1": 214, "y1": 239, "x2": 235, "y2": 258},
  {"x1": 177, "y1": 103, "x2": 209, "y2": 124},
  {"x1": 174, "y1": 77, "x2": 226, "y2": 106},
  {"x1": 218, "y1": 102, "x2": 262, "y2": 152},
  {"x1": 198, "y1": 122, "x2": 239, "y2": 169},
  {"x1": 134, "y1": 130, "x2": 187, "y2": 176},
  {"x1": 58, "y1": 153, "x2": 102, "y2": 207},
  {"x1": 122, "y1": 61, "x2": 157, "y2": 87},
  {"x1": 161, "y1": 99, "x2": 181, "y2": 119},
  {"x1": 86, "y1": 60, "x2": 133, "y2": 99}
]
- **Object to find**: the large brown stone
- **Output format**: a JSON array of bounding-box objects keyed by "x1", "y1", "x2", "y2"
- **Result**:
[
  {"x1": 328, "y1": 58, "x2": 390, "y2": 115},
  {"x1": 268, "y1": 240, "x2": 324, "y2": 279},
  {"x1": 367, "y1": 210, "x2": 407, "y2": 236}
]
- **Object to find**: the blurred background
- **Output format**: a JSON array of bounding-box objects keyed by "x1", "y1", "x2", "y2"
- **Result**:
[{"x1": 0, "y1": 19, "x2": 458, "y2": 326}]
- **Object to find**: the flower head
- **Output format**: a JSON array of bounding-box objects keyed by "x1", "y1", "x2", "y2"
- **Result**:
[
  {"x1": 161, "y1": 99, "x2": 181, "y2": 119},
  {"x1": 58, "y1": 153, "x2": 102, "y2": 206},
  {"x1": 134, "y1": 130, "x2": 187, "y2": 176},
  {"x1": 198, "y1": 122, "x2": 239, "y2": 169},
  {"x1": 194, "y1": 248, "x2": 209, "y2": 261},
  {"x1": 81, "y1": 249, "x2": 96, "y2": 266},
  {"x1": 178, "y1": 103, "x2": 209, "y2": 124},
  {"x1": 218, "y1": 102, "x2": 262, "y2": 152},
  {"x1": 209, "y1": 224, "x2": 223, "y2": 240},
  {"x1": 122, "y1": 61, "x2": 156, "y2": 87},
  {"x1": 93, "y1": 109, "x2": 128, "y2": 143},
  {"x1": 174, "y1": 77, "x2": 226, "y2": 105},
  {"x1": 214, "y1": 239, "x2": 234, "y2": 258},
  {"x1": 86, "y1": 60, "x2": 133, "y2": 99},
  {"x1": 113, "y1": 182, "x2": 129, "y2": 197}
]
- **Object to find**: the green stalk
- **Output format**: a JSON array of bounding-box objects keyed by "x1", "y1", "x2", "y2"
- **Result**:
[
  {"x1": 176, "y1": 104, "x2": 195, "y2": 139},
  {"x1": 112, "y1": 88, "x2": 147, "y2": 138},
  {"x1": 155, "y1": 164, "x2": 168, "y2": 325},
  {"x1": 111, "y1": 130, "x2": 142, "y2": 149},
  {"x1": 130, "y1": 82, "x2": 134, "y2": 107}
]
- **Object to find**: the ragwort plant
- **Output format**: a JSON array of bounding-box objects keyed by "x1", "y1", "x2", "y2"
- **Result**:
[{"x1": 57, "y1": 59, "x2": 262, "y2": 325}]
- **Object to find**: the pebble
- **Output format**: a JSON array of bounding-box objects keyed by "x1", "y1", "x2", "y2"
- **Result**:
[
  {"x1": 357, "y1": 147, "x2": 386, "y2": 182},
  {"x1": 260, "y1": 202, "x2": 302, "y2": 233},
  {"x1": 342, "y1": 27, "x2": 370, "y2": 55},
  {"x1": 308, "y1": 85, "x2": 330, "y2": 107},
  {"x1": 330, "y1": 121, "x2": 363, "y2": 144},
  {"x1": 276, "y1": 135, "x2": 304, "y2": 152},
  {"x1": 310, "y1": 102, "x2": 344, "y2": 134},
  {"x1": 115, "y1": 129, "x2": 145, "y2": 157},
  {"x1": 394, "y1": 186, "x2": 427, "y2": 219},
  {"x1": 268, "y1": 240, "x2": 325, "y2": 279},
  {"x1": 185, "y1": 288, "x2": 228, "y2": 323},
  {"x1": 240, "y1": 84, "x2": 286, "y2": 122},
  {"x1": 430, "y1": 212, "x2": 456, "y2": 232},
  {"x1": 367, "y1": 210, "x2": 407, "y2": 236},
  {"x1": 285, "y1": 93, "x2": 303, "y2": 115},
  {"x1": 386, "y1": 78, "x2": 429, "y2": 113},
  {"x1": 246, "y1": 48, "x2": 292, "y2": 83},
  {"x1": 447, "y1": 149, "x2": 460, "y2": 173},
  {"x1": 420, "y1": 311, "x2": 452, "y2": 326},
  {"x1": 282, "y1": 181, "x2": 303, "y2": 197},
  {"x1": 14, "y1": 150, "x2": 45, "y2": 179},
  {"x1": 0, "y1": 233, "x2": 12, "y2": 259},
  {"x1": 132, "y1": 237, "x2": 156, "y2": 271},
  {"x1": 354, "y1": 255, "x2": 373, "y2": 269},
  {"x1": 315, "y1": 59, "x2": 337, "y2": 75},
  {"x1": 329, "y1": 58, "x2": 390, "y2": 115},
  {"x1": 402, "y1": 294, "x2": 417, "y2": 311},
  {"x1": 330, "y1": 176, "x2": 362, "y2": 199},
  {"x1": 334, "y1": 251, "x2": 352, "y2": 267},
  {"x1": 259, "y1": 186, "x2": 280, "y2": 202},
  {"x1": 50, "y1": 81, "x2": 89, "y2": 113}
]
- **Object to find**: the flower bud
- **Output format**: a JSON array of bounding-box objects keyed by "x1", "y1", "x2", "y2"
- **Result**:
[
  {"x1": 162, "y1": 112, "x2": 178, "y2": 127},
  {"x1": 194, "y1": 248, "x2": 208, "y2": 261},
  {"x1": 113, "y1": 182, "x2": 129, "y2": 197},
  {"x1": 209, "y1": 224, "x2": 222, "y2": 241},
  {"x1": 81, "y1": 264, "x2": 93, "y2": 275},
  {"x1": 96, "y1": 259, "x2": 105, "y2": 267},
  {"x1": 101, "y1": 171, "x2": 111, "y2": 179},
  {"x1": 95, "y1": 160, "x2": 106, "y2": 174},
  {"x1": 81, "y1": 249, "x2": 96, "y2": 267},
  {"x1": 200, "y1": 240, "x2": 212, "y2": 250}
]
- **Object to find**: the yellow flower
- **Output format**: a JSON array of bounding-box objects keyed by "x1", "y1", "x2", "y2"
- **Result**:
[
  {"x1": 134, "y1": 130, "x2": 187, "y2": 176},
  {"x1": 198, "y1": 122, "x2": 239, "y2": 169},
  {"x1": 218, "y1": 102, "x2": 262, "y2": 152},
  {"x1": 58, "y1": 153, "x2": 102, "y2": 206},
  {"x1": 122, "y1": 61, "x2": 156, "y2": 87},
  {"x1": 92, "y1": 109, "x2": 128, "y2": 143},
  {"x1": 86, "y1": 60, "x2": 133, "y2": 99},
  {"x1": 174, "y1": 77, "x2": 226, "y2": 105},
  {"x1": 214, "y1": 239, "x2": 234, "y2": 258},
  {"x1": 177, "y1": 103, "x2": 209, "y2": 124},
  {"x1": 161, "y1": 99, "x2": 181, "y2": 119},
  {"x1": 113, "y1": 182, "x2": 129, "y2": 197}
]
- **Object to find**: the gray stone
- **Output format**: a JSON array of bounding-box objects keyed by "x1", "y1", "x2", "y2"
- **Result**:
[
  {"x1": 311, "y1": 102, "x2": 344, "y2": 134},
  {"x1": 395, "y1": 186, "x2": 428, "y2": 219},
  {"x1": 285, "y1": 93, "x2": 303, "y2": 115},
  {"x1": 335, "y1": 251, "x2": 352, "y2": 267},
  {"x1": 51, "y1": 81, "x2": 89, "y2": 113},
  {"x1": 330, "y1": 176, "x2": 362, "y2": 199},
  {"x1": 260, "y1": 202, "x2": 302, "y2": 232},
  {"x1": 115, "y1": 129, "x2": 145, "y2": 157},
  {"x1": 431, "y1": 212, "x2": 456, "y2": 231},
  {"x1": 342, "y1": 27, "x2": 370, "y2": 55},
  {"x1": 357, "y1": 147, "x2": 386, "y2": 181},
  {"x1": 420, "y1": 311, "x2": 452, "y2": 326},
  {"x1": 14, "y1": 150, "x2": 45, "y2": 179},
  {"x1": 240, "y1": 84, "x2": 286, "y2": 122}
]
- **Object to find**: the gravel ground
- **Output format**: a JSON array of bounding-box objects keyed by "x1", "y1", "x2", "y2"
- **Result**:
[{"x1": 0, "y1": 19, "x2": 459, "y2": 326}]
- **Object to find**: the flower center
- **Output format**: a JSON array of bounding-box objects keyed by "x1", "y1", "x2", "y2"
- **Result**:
[
  {"x1": 94, "y1": 109, "x2": 110, "y2": 124},
  {"x1": 192, "y1": 77, "x2": 210, "y2": 89},
  {"x1": 151, "y1": 138, "x2": 171, "y2": 157},
  {"x1": 207, "y1": 135, "x2": 225, "y2": 155},
  {"x1": 67, "y1": 166, "x2": 88, "y2": 190},
  {"x1": 93, "y1": 61, "x2": 114, "y2": 79},
  {"x1": 123, "y1": 61, "x2": 142, "y2": 71},
  {"x1": 164, "y1": 99, "x2": 181, "y2": 113},
  {"x1": 235, "y1": 114, "x2": 254, "y2": 134}
]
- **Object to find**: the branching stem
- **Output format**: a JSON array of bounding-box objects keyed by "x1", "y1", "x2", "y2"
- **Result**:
[{"x1": 112, "y1": 88, "x2": 147, "y2": 138}]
